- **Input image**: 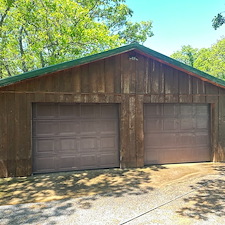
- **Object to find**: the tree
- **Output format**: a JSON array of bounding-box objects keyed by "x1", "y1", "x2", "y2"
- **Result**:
[
  {"x1": 171, "y1": 38, "x2": 225, "y2": 80},
  {"x1": 195, "y1": 39, "x2": 225, "y2": 79},
  {"x1": 0, "y1": 0, "x2": 153, "y2": 78},
  {"x1": 170, "y1": 45, "x2": 199, "y2": 67},
  {"x1": 212, "y1": 13, "x2": 225, "y2": 30}
]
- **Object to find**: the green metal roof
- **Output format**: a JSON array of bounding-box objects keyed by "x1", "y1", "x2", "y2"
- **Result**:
[{"x1": 1, "y1": 42, "x2": 225, "y2": 88}]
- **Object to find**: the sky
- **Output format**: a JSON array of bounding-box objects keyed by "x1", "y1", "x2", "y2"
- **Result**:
[{"x1": 126, "y1": 0, "x2": 225, "y2": 56}]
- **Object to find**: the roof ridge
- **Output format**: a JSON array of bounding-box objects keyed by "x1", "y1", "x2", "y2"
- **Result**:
[{"x1": 1, "y1": 42, "x2": 225, "y2": 88}]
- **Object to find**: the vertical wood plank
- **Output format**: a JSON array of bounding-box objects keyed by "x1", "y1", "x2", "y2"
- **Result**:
[
  {"x1": 205, "y1": 83, "x2": 219, "y2": 103},
  {"x1": 150, "y1": 60, "x2": 160, "y2": 94},
  {"x1": 26, "y1": 93, "x2": 34, "y2": 175},
  {"x1": 150, "y1": 60, "x2": 160, "y2": 102},
  {"x1": 136, "y1": 54, "x2": 146, "y2": 93},
  {"x1": 0, "y1": 93, "x2": 8, "y2": 177},
  {"x1": 5, "y1": 93, "x2": 16, "y2": 176},
  {"x1": 13, "y1": 81, "x2": 28, "y2": 91},
  {"x1": 104, "y1": 57, "x2": 114, "y2": 93},
  {"x1": 114, "y1": 55, "x2": 121, "y2": 94},
  {"x1": 89, "y1": 61, "x2": 98, "y2": 93},
  {"x1": 38, "y1": 73, "x2": 55, "y2": 92},
  {"x1": 211, "y1": 102, "x2": 219, "y2": 161},
  {"x1": 143, "y1": 58, "x2": 149, "y2": 94},
  {"x1": 147, "y1": 58, "x2": 153, "y2": 94},
  {"x1": 218, "y1": 88, "x2": 225, "y2": 161},
  {"x1": 179, "y1": 72, "x2": 192, "y2": 102},
  {"x1": 81, "y1": 64, "x2": 90, "y2": 93},
  {"x1": 58, "y1": 69, "x2": 73, "y2": 92},
  {"x1": 128, "y1": 95, "x2": 136, "y2": 167},
  {"x1": 164, "y1": 66, "x2": 179, "y2": 102},
  {"x1": 120, "y1": 96, "x2": 129, "y2": 168},
  {"x1": 72, "y1": 66, "x2": 81, "y2": 93},
  {"x1": 97, "y1": 60, "x2": 105, "y2": 93},
  {"x1": 15, "y1": 93, "x2": 28, "y2": 176},
  {"x1": 158, "y1": 63, "x2": 165, "y2": 102},
  {"x1": 121, "y1": 53, "x2": 135, "y2": 93},
  {"x1": 136, "y1": 95, "x2": 144, "y2": 167},
  {"x1": 192, "y1": 77, "x2": 206, "y2": 103}
]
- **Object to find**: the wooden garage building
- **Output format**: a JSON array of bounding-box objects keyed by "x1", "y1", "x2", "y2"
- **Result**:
[{"x1": 0, "y1": 43, "x2": 225, "y2": 177}]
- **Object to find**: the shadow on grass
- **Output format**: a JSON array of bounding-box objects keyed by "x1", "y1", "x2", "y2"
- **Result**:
[{"x1": 176, "y1": 165, "x2": 225, "y2": 220}]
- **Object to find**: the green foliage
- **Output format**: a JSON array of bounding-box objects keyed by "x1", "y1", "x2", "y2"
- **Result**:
[
  {"x1": 0, "y1": 0, "x2": 153, "y2": 77},
  {"x1": 170, "y1": 45, "x2": 199, "y2": 67},
  {"x1": 171, "y1": 38, "x2": 225, "y2": 80},
  {"x1": 212, "y1": 13, "x2": 225, "y2": 30}
]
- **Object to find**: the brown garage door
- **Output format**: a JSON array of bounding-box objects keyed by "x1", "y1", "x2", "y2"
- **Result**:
[
  {"x1": 144, "y1": 104, "x2": 210, "y2": 164},
  {"x1": 32, "y1": 103, "x2": 119, "y2": 173}
]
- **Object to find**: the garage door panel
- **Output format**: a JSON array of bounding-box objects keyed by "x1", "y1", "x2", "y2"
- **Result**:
[
  {"x1": 80, "y1": 155, "x2": 98, "y2": 168},
  {"x1": 196, "y1": 118, "x2": 208, "y2": 129},
  {"x1": 80, "y1": 137, "x2": 97, "y2": 150},
  {"x1": 177, "y1": 133, "x2": 195, "y2": 146},
  {"x1": 81, "y1": 105, "x2": 96, "y2": 118},
  {"x1": 100, "y1": 136, "x2": 116, "y2": 149},
  {"x1": 145, "y1": 119, "x2": 163, "y2": 132},
  {"x1": 180, "y1": 118, "x2": 194, "y2": 130},
  {"x1": 35, "y1": 139, "x2": 55, "y2": 154},
  {"x1": 33, "y1": 121, "x2": 57, "y2": 136},
  {"x1": 145, "y1": 104, "x2": 161, "y2": 116},
  {"x1": 80, "y1": 121, "x2": 97, "y2": 134},
  {"x1": 99, "y1": 154, "x2": 119, "y2": 167},
  {"x1": 180, "y1": 105, "x2": 193, "y2": 115},
  {"x1": 34, "y1": 157, "x2": 56, "y2": 172},
  {"x1": 196, "y1": 105, "x2": 208, "y2": 115},
  {"x1": 100, "y1": 105, "x2": 118, "y2": 118},
  {"x1": 145, "y1": 133, "x2": 177, "y2": 147},
  {"x1": 33, "y1": 103, "x2": 119, "y2": 173},
  {"x1": 59, "y1": 104, "x2": 80, "y2": 117},
  {"x1": 59, "y1": 138, "x2": 78, "y2": 152},
  {"x1": 100, "y1": 120, "x2": 117, "y2": 133},
  {"x1": 59, "y1": 121, "x2": 79, "y2": 135},
  {"x1": 163, "y1": 104, "x2": 178, "y2": 116},
  {"x1": 195, "y1": 133, "x2": 210, "y2": 146},
  {"x1": 164, "y1": 119, "x2": 179, "y2": 130},
  {"x1": 58, "y1": 157, "x2": 79, "y2": 170},
  {"x1": 144, "y1": 104, "x2": 210, "y2": 165}
]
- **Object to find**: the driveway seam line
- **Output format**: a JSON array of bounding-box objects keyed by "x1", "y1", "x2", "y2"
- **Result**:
[
  {"x1": 119, "y1": 189, "x2": 196, "y2": 225},
  {"x1": 119, "y1": 174, "x2": 223, "y2": 225}
]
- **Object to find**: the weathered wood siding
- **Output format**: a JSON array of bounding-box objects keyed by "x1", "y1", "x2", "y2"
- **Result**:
[{"x1": 0, "y1": 50, "x2": 225, "y2": 177}]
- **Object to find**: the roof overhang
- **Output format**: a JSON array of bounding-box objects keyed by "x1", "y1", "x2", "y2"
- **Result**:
[{"x1": 1, "y1": 43, "x2": 225, "y2": 89}]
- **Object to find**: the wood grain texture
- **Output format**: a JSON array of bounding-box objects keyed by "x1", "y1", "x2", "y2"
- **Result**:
[
  {"x1": 5, "y1": 93, "x2": 16, "y2": 176},
  {"x1": 128, "y1": 96, "x2": 136, "y2": 167},
  {"x1": 1, "y1": 50, "x2": 225, "y2": 177},
  {"x1": 136, "y1": 95, "x2": 144, "y2": 167},
  {"x1": 0, "y1": 93, "x2": 8, "y2": 177},
  {"x1": 120, "y1": 97, "x2": 129, "y2": 168}
]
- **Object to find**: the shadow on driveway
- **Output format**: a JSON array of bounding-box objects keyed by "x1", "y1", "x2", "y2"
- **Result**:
[
  {"x1": 0, "y1": 166, "x2": 169, "y2": 206},
  {"x1": 0, "y1": 199, "x2": 75, "y2": 225},
  {"x1": 176, "y1": 165, "x2": 225, "y2": 220}
]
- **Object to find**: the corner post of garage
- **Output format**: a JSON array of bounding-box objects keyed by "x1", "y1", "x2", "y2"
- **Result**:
[{"x1": 119, "y1": 94, "x2": 145, "y2": 168}]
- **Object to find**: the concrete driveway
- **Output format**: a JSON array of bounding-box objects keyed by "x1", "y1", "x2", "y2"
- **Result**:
[{"x1": 0, "y1": 163, "x2": 225, "y2": 224}]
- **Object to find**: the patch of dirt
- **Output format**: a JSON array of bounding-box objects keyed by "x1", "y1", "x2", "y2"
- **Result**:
[{"x1": 0, "y1": 162, "x2": 223, "y2": 206}]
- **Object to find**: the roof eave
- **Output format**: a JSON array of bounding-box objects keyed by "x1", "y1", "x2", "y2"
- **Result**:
[{"x1": 1, "y1": 42, "x2": 225, "y2": 89}]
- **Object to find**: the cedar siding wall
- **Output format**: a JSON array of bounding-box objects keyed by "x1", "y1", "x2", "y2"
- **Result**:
[{"x1": 0, "y1": 50, "x2": 225, "y2": 177}]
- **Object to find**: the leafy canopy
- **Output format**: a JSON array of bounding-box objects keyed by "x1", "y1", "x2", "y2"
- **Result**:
[
  {"x1": 212, "y1": 13, "x2": 225, "y2": 30},
  {"x1": 170, "y1": 38, "x2": 225, "y2": 80},
  {"x1": 0, "y1": 0, "x2": 153, "y2": 77}
]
